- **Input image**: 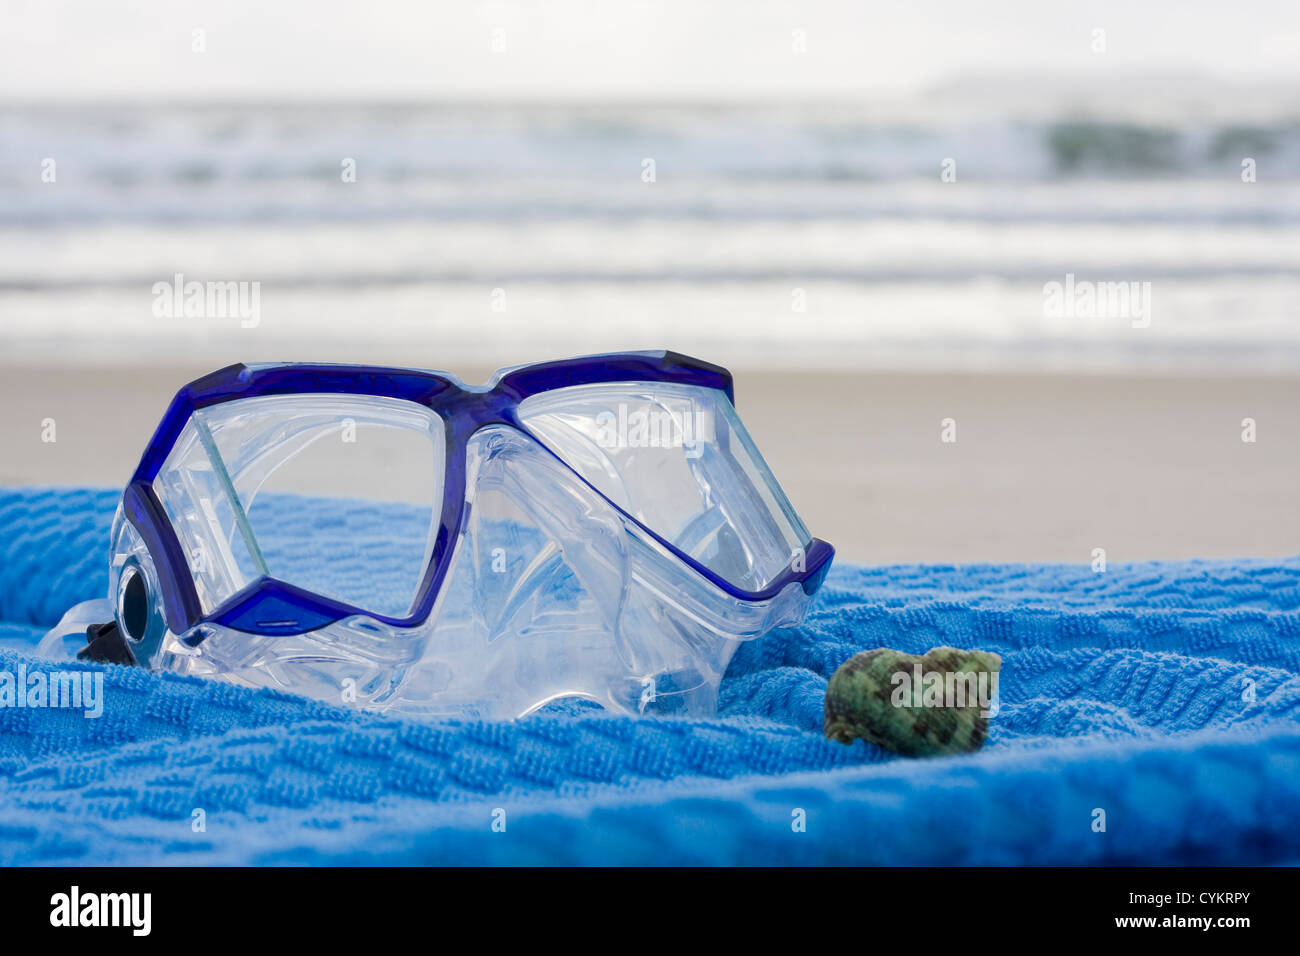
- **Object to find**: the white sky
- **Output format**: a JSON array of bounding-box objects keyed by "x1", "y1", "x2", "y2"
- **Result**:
[{"x1": 3, "y1": 0, "x2": 1299, "y2": 101}]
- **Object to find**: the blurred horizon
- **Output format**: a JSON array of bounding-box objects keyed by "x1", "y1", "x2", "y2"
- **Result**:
[
  {"x1": 6, "y1": 0, "x2": 1300, "y2": 100},
  {"x1": 2, "y1": 69, "x2": 1298, "y2": 108},
  {"x1": 2, "y1": 2, "x2": 1299, "y2": 373}
]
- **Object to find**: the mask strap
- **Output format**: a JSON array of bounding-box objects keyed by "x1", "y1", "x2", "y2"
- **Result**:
[{"x1": 77, "y1": 621, "x2": 139, "y2": 667}]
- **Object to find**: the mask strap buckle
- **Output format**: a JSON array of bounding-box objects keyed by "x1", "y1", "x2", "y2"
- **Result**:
[{"x1": 78, "y1": 621, "x2": 139, "y2": 667}]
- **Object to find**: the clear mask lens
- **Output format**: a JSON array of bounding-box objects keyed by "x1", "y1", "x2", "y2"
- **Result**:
[
  {"x1": 518, "y1": 382, "x2": 808, "y2": 591},
  {"x1": 152, "y1": 394, "x2": 444, "y2": 619}
]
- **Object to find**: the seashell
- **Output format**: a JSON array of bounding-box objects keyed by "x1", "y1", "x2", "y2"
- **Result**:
[{"x1": 824, "y1": 646, "x2": 1001, "y2": 757}]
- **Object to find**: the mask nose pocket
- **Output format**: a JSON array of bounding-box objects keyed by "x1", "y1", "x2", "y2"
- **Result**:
[
  {"x1": 409, "y1": 425, "x2": 632, "y2": 716},
  {"x1": 399, "y1": 424, "x2": 761, "y2": 718},
  {"x1": 467, "y1": 426, "x2": 629, "y2": 650}
]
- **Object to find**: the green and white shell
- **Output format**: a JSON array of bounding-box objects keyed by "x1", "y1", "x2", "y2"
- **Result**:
[{"x1": 824, "y1": 646, "x2": 1002, "y2": 757}]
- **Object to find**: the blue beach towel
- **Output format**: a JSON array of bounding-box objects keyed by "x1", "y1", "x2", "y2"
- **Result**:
[{"x1": 0, "y1": 486, "x2": 1298, "y2": 865}]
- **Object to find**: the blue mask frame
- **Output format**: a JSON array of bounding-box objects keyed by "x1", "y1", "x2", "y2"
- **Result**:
[{"x1": 122, "y1": 350, "x2": 834, "y2": 639}]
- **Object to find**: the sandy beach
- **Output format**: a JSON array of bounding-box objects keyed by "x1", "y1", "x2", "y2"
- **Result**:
[{"x1": 2, "y1": 363, "x2": 1295, "y2": 566}]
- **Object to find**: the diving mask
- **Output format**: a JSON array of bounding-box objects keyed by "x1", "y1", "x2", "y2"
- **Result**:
[{"x1": 40, "y1": 351, "x2": 833, "y2": 718}]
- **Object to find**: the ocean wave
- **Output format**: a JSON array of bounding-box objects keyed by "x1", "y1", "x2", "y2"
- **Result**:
[
  {"x1": 2, "y1": 104, "x2": 1300, "y2": 226},
  {"x1": 4, "y1": 101, "x2": 1298, "y2": 371}
]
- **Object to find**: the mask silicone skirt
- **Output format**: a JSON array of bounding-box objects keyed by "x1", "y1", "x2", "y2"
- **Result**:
[{"x1": 40, "y1": 352, "x2": 834, "y2": 719}]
